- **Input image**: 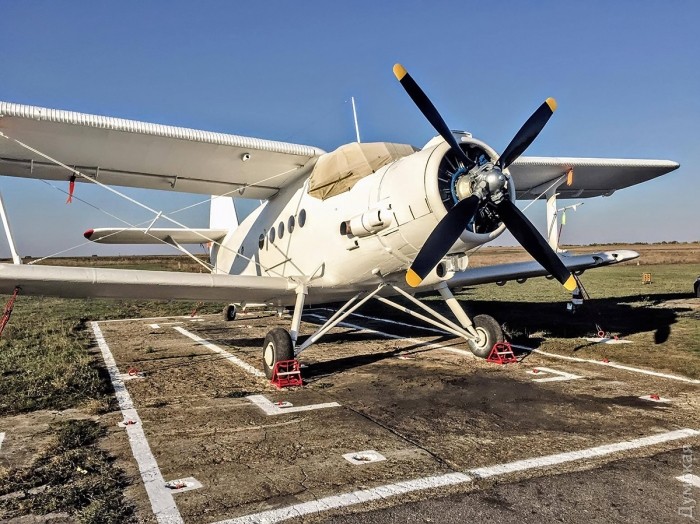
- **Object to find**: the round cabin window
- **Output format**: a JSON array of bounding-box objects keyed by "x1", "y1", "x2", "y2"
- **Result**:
[
  {"x1": 258, "y1": 234, "x2": 264, "y2": 249},
  {"x1": 269, "y1": 227, "x2": 275, "y2": 243},
  {"x1": 278, "y1": 222, "x2": 285, "y2": 239},
  {"x1": 298, "y1": 209, "x2": 307, "y2": 228},
  {"x1": 288, "y1": 215, "x2": 295, "y2": 233}
]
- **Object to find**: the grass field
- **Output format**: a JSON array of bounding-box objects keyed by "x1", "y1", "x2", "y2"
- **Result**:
[{"x1": 0, "y1": 244, "x2": 698, "y2": 522}]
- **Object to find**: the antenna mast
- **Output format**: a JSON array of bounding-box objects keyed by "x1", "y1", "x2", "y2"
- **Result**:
[{"x1": 351, "y1": 96, "x2": 361, "y2": 143}]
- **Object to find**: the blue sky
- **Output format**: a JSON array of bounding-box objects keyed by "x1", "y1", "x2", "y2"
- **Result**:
[{"x1": 0, "y1": 1, "x2": 698, "y2": 257}]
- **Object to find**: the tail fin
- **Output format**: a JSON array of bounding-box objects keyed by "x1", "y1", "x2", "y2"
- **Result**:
[
  {"x1": 209, "y1": 196, "x2": 238, "y2": 268},
  {"x1": 209, "y1": 195, "x2": 239, "y2": 230}
]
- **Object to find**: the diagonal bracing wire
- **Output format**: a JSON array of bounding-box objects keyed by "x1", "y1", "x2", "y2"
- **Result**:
[{"x1": 0, "y1": 131, "x2": 297, "y2": 277}]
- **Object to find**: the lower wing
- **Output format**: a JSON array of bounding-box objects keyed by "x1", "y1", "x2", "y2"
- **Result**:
[
  {"x1": 0, "y1": 264, "x2": 294, "y2": 303},
  {"x1": 445, "y1": 249, "x2": 638, "y2": 288}
]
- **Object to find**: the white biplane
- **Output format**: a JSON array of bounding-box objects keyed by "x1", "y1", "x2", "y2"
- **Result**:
[{"x1": 0, "y1": 65, "x2": 679, "y2": 376}]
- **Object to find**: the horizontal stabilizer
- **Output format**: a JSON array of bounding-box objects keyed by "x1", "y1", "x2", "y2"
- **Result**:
[{"x1": 84, "y1": 228, "x2": 228, "y2": 244}]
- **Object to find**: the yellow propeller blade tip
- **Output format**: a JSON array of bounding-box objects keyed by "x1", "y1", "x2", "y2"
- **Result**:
[
  {"x1": 563, "y1": 275, "x2": 577, "y2": 291},
  {"x1": 546, "y1": 97, "x2": 558, "y2": 112},
  {"x1": 393, "y1": 63, "x2": 407, "y2": 81},
  {"x1": 406, "y1": 268, "x2": 422, "y2": 287}
]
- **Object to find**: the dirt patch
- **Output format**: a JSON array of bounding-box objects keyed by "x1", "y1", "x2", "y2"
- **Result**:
[
  {"x1": 94, "y1": 313, "x2": 700, "y2": 522},
  {"x1": 0, "y1": 418, "x2": 134, "y2": 523}
]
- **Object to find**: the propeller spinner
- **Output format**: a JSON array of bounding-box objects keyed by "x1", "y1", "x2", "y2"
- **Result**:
[{"x1": 394, "y1": 63, "x2": 576, "y2": 292}]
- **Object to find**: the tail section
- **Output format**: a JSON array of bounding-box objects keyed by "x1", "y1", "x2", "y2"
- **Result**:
[
  {"x1": 209, "y1": 195, "x2": 239, "y2": 230},
  {"x1": 209, "y1": 196, "x2": 239, "y2": 268}
]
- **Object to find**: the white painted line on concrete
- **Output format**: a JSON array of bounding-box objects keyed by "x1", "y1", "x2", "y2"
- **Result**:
[
  {"x1": 528, "y1": 366, "x2": 582, "y2": 383},
  {"x1": 149, "y1": 324, "x2": 161, "y2": 329},
  {"x1": 101, "y1": 315, "x2": 196, "y2": 324},
  {"x1": 216, "y1": 472, "x2": 472, "y2": 524},
  {"x1": 469, "y1": 428, "x2": 699, "y2": 478},
  {"x1": 676, "y1": 474, "x2": 700, "y2": 488},
  {"x1": 0, "y1": 432, "x2": 5, "y2": 451},
  {"x1": 215, "y1": 428, "x2": 699, "y2": 524},
  {"x1": 305, "y1": 314, "x2": 474, "y2": 358},
  {"x1": 532, "y1": 349, "x2": 700, "y2": 384},
  {"x1": 172, "y1": 326, "x2": 265, "y2": 378},
  {"x1": 91, "y1": 322, "x2": 184, "y2": 524},
  {"x1": 246, "y1": 395, "x2": 340, "y2": 415}
]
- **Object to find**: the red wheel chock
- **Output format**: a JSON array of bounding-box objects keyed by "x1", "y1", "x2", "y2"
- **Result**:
[
  {"x1": 486, "y1": 342, "x2": 518, "y2": 364},
  {"x1": 270, "y1": 359, "x2": 303, "y2": 388}
]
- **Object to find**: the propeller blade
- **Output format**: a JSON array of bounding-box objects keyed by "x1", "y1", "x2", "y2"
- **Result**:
[
  {"x1": 393, "y1": 63, "x2": 473, "y2": 168},
  {"x1": 498, "y1": 98, "x2": 557, "y2": 170},
  {"x1": 495, "y1": 199, "x2": 577, "y2": 291},
  {"x1": 406, "y1": 195, "x2": 480, "y2": 287}
]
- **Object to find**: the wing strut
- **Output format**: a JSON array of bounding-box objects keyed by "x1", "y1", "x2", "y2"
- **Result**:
[{"x1": 0, "y1": 191, "x2": 21, "y2": 265}]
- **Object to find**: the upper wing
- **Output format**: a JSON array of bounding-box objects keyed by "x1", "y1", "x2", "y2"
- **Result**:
[
  {"x1": 445, "y1": 249, "x2": 638, "y2": 288},
  {"x1": 0, "y1": 101, "x2": 325, "y2": 199},
  {"x1": 0, "y1": 263, "x2": 295, "y2": 303},
  {"x1": 509, "y1": 156, "x2": 679, "y2": 199}
]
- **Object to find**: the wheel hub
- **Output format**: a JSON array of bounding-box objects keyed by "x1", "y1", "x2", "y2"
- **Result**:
[{"x1": 264, "y1": 342, "x2": 275, "y2": 366}]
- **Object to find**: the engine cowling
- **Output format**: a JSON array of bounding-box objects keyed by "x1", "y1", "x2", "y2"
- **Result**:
[{"x1": 425, "y1": 133, "x2": 513, "y2": 247}]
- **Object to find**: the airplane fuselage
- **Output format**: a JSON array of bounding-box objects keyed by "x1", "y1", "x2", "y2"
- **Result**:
[{"x1": 211, "y1": 135, "x2": 510, "y2": 305}]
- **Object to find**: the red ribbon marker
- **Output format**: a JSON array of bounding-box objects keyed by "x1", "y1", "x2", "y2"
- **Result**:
[{"x1": 66, "y1": 175, "x2": 76, "y2": 203}]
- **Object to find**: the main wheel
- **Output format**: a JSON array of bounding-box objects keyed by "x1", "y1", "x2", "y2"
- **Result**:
[
  {"x1": 223, "y1": 304, "x2": 237, "y2": 321},
  {"x1": 467, "y1": 314, "x2": 504, "y2": 358},
  {"x1": 262, "y1": 328, "x2": 294, "y2": 378}
]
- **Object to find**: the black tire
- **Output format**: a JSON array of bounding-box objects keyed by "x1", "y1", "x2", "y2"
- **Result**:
[
  {"x1": 262, "y1": 328, "x2": 294, "y2": 378},
  {"x1": 695, "y1": 279, "x2": 700, "y2": 298},
  {"x1": 223, "y1": 304, "x2": 237, "y2": 321},
  {"x1": 467, "y1": 314, "x2": 504, "y2": 358}
]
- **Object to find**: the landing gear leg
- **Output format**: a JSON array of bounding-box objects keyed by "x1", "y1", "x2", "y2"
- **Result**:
[
  {"x1": 436, "y1": 283, "x2": 503, "y2": 358},
  {"x1": 261, "y1": 283, "x2": 307, "y2": 378}
]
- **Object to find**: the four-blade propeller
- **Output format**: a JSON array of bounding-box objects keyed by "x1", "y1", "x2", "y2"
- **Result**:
[{"x1": 394, "y1": 63, "x2": 576, "y2": 292}]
